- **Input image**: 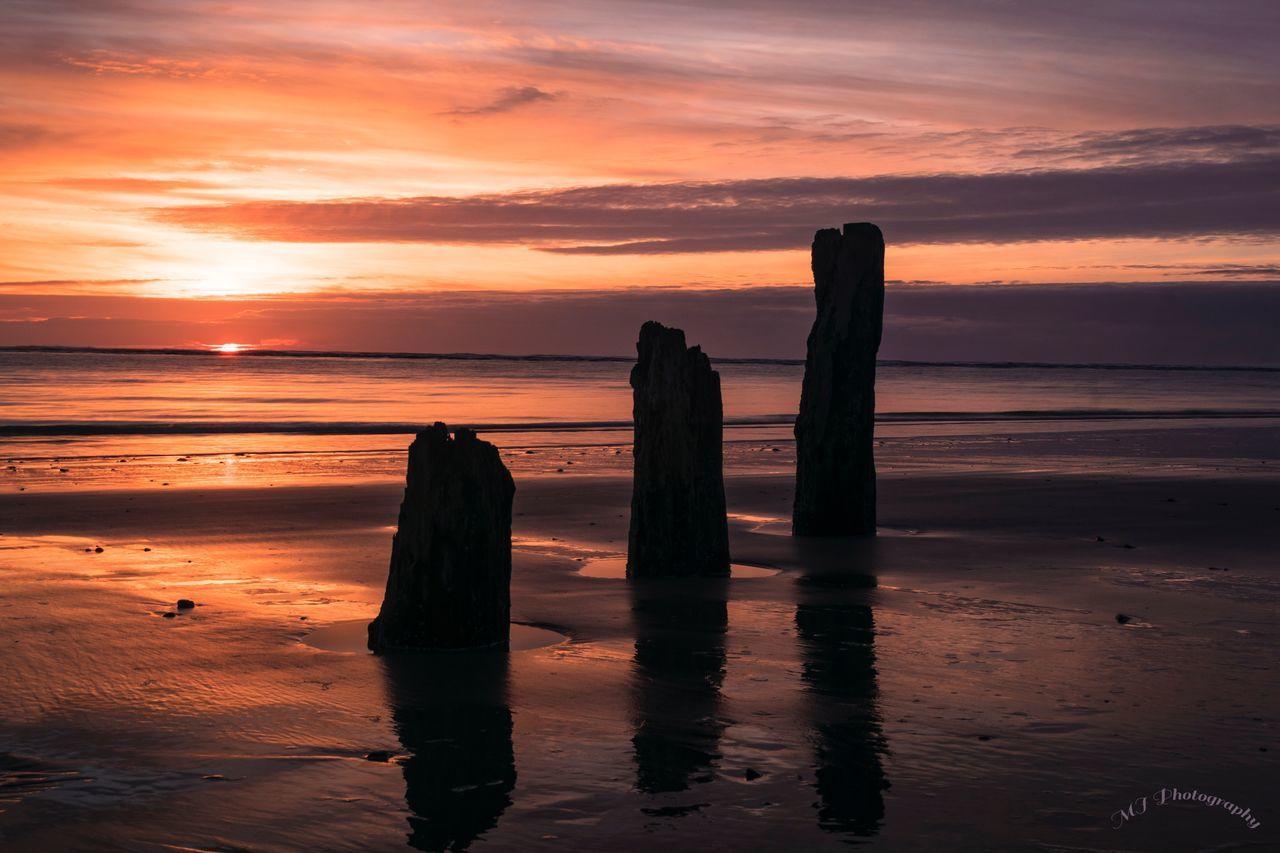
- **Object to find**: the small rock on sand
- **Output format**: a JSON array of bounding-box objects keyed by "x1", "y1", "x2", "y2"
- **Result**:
[
  {"x1": 1115, "y1": 613, "x2": 1132, "y2": 624},
  {"x1": 176, "y1": 599, "x2": 195, "y2": 610},
  {"x1": 162, "y1": 612, "x2": 177, "y2": 619},
  {"x1": 365, "y1": 751, "x2": 394, "y2": 762},
  {"x1": 94, "y1": 546, "x2": 104, "y2": 553}
]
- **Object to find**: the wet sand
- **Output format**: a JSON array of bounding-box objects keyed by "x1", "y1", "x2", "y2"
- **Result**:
[{"x1": 1, "y1": 423, "x2": 1277, "y2": 851}]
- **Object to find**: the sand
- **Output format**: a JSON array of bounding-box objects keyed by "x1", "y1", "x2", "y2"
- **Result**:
[{"x1": 0, "y1": 421, "x2": 1277, "y2": 850}]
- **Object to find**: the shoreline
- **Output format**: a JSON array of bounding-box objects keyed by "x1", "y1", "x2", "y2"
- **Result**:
[{"x1": 1, "y1": 426, "x2": 1276, "y2": 850}]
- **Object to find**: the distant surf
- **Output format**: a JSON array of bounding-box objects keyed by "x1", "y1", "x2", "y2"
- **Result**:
[{"x1": 3, "y1": 410, "x2": 1279, "y2": 437}]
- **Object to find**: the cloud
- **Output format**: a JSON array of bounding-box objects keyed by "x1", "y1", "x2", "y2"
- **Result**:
[
  {"x1": 158, "y1": 157, "x2": 1280, "y2": 252},
  {"x1": 0, "y1": 122, "x2": 58, "y2": 150},
  {"x1": 1109, "y1": 262, "x2": 1280, "y2": 278},
  {"x1": 1018, "y1": 125, "x2": 1280, "y2": 165},
  {"x1": 2, "y1": 281, "x2": 1278, "y2": 366},
  {"x1": 39, "y1": 177, "x2": 221, "y2": 193},
  {"x1": 0, "y1": 278, "x2": 160, "y2": 294},
  {"x1": 444, "y1": 85, "x2": 559, "y2": 116}
]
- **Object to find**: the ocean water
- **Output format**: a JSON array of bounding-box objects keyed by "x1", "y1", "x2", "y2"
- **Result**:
[
  {"x1": 2, "y1": 349, "x2": 1277, "y2": 435},
  {"x1": 1, "y1": 349, "x2": 1277, "y2": 490}
]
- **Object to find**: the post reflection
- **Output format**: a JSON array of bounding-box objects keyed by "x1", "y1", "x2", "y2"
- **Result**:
[
  {"x1": 380, "y1": 653, "x2": 516, "y2": 851},
  {"x1": 629, "y1": 579, "x2": 730, "y2": 794},
  {"x1": 795, "y1": 570, "x2": 890, "y2": 838}
]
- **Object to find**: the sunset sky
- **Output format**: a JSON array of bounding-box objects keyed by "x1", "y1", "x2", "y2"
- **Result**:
[{"x1": 2, "y1": 0, "x2": 1277, "y2": 361}]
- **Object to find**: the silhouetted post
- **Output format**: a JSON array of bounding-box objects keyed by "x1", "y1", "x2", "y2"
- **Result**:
[
  {"x1": 627, "y1": 321, "x2": 730, "y2": 578},
  {"x1": 793, "y1": 223, "x2": 885, "y2": 536},
  {"x1": 368, "y1": 422, "x2": 515, "y2": 652}
]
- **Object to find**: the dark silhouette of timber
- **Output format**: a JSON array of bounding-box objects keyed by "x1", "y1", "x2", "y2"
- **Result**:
[
  {"x1": 369, "y1": 422, "x2": 515, "y2": 652},
  {"x1": 793, "y1": 223, "x2": 885, "y2": 536},
  {"x1": 627, "y1": 321, "x2": 730, "y2": 578}
]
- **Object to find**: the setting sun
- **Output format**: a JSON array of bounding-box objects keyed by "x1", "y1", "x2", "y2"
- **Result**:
[{"x1": 215, "y1": 343, "x2": 243, "y2": 354}]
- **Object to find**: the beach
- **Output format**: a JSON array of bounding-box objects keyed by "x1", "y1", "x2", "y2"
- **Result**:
[
  {"x1": 2, "y1": 394, "x2": 1277, "y2": 850},
  {"x1": 6, "y1": 0, "x2": 1279, "y2": 847}
]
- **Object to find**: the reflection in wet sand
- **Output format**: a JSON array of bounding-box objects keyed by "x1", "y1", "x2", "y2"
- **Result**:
[
  {"x1": 629, "y1": 580, "x2": 730, "y2": 796},
  {"x1": 380, "y1": 653, "x2": 516, "y2": 851},
  {"x1": 795, "y1": 571, "x2": 890, "y2": 839}
]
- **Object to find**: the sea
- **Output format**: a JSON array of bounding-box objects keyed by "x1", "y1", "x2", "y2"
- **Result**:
[{"x1": 2, "y1": 347, "x2": 1278, "y2": 489}]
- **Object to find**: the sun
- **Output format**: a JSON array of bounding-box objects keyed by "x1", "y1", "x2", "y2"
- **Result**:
[{"x1": 215, "y1": 342, "x2": 243, "y2": 354}]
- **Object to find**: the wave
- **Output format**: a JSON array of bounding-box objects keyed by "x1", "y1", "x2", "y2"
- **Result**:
[
  {"x1": 2, "y1": 409, "x2": 1278, "y2": 437},
  {"x1": 2, "y1": 345, "x2": 1277, "y2": 372}
]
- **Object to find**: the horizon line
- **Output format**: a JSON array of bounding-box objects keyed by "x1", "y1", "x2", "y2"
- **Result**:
[{"x1": 1, "y1": 344, "x2": 1278, "y2": 373}]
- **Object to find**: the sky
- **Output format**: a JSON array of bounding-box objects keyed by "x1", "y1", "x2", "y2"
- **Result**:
[{"x1": 1, "y1": 0, "x2": 1278, "y2": 362}]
